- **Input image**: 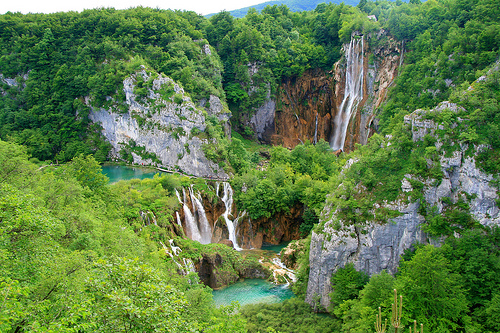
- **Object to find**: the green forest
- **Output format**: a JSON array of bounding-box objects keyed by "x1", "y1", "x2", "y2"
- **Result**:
[{"x1": 1, "y1": 0, "x2": 500, "y2": 331}]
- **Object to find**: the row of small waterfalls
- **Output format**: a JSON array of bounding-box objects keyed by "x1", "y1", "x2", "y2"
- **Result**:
[{"x1": 175, "y1": 181, "x2": 246, "y2": 250}]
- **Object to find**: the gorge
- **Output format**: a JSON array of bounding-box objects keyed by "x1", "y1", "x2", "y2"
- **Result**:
[{"x1": 1, "y1": 1, "x2": 500, "y2": 331}]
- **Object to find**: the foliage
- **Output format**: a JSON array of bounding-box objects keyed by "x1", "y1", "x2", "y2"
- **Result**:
[
  {"x1": 328, "y1": 263, "x2": 369, "y2": 310},
  {"x1": 0, "y1": 8, "x2": 223, "y2": 163},
  {"x1": 0, "y1": 140, "x2": 246, "y2": 331},
  {"x1": 232, "y1": 140, "x2": 339, "y2": 220},
  {"x1": 240, "y1": 297, "x2": 338, "y2": 333}
]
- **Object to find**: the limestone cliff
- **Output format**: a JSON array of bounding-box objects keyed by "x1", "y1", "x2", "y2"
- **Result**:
[
  {"x1": 88, "y1": 68, "x2": 229, "y2": 178},
  {"x1": 305, "y1": 101, "x2": 500, "y2": 311}
]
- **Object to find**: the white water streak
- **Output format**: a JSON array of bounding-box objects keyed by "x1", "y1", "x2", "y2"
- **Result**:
[
  {"x1": 190, "y1": 187, "x2": 212, "y2": 244},
  {"x1": 176, "y1": 211, "x2": 182, "y2": 227},
  {"x1": 314, "y1": 113, "x2": 318, "y2": 144},
  {"x1": 331, "y1": 36, "x2": 364, "y2": 151},
  {"x1": 221, "y1": 182, "x2": 242, "y2": 250}
]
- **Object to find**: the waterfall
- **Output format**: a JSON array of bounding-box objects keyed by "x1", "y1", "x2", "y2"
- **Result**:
[
  {"x1": 176, "y1": 187, "x2": 211, "y2": 244},
  {"x1": 139, "y1": 210, "x2": 157, "y2": 226},
  {"x1": 175, "y1": 189, "x2": 183, "y2": 204},
  {"x1": 330, "y1": 36, "x2": 364, "y2": 151},
  {"x1": 220, "y1": 182, "x2": 242, "y2": 250},
  {"x1": 176, "y1": 211, "x2": 182, "y2": 227},
  {"x1": 314, "y1": 113, "x2": 318, "y2": 144},
  {"x1": 161, "y1": 240, "x2": 195, "y2": 275},
  {"x1": 183, "y1": 200, "x2": 201, "y2": 242},
  {"x1": 189, "y1": 186, "x2": 212, "y2": 244},
  {"x1": 271, "y1": 257, "x2": 297, "y2": 283}
]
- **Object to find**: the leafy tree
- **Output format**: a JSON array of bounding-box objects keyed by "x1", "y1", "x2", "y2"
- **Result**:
[
  {"x1": 394, "y1": 245, "x2": 469, "y2": 332},
  {"x1": 329, "y1": 263, "x2": 369, "y2": 310}
]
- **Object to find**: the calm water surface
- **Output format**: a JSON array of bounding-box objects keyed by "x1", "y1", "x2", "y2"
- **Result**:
[
  {"x1": 212, "y1": 279, "x2": 294, "y2": 308},
  {"x1": 101, "y1": 165, "x2": 163, "y2": 183}
]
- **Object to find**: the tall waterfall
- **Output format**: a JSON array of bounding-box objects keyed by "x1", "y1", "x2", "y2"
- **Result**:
[
  {"x1": 175, "y1": 188, "x2": 212, "y2": 244},
  {"x1": 330, "y1": 36, "x2": 364, "y2": 151},
  {"x1": 189, "y1": 186, "x2": 212, "y2": 244},
  {"x1": 220, "y1": 182, "x2": 243, "y2": 250}
]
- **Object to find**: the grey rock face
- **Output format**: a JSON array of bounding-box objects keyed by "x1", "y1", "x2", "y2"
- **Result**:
[
  {"x1": 89, "y1": 70, "x2": 228, "y2": 178},
  {"x1": 306, "y1": 199, "x2": 426, "y2": 310},
  {"x1": 306, "y1": 101, "x2": 499, "y2": 310},
  {"x1": 250, "y1": 97, "x2": 275, "y2": 141},
  {"x1": 0, "y1": 73, "x2": 28, "y2": 94}
]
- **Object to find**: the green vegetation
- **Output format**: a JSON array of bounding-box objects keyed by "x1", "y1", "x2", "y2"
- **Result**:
[
  {"x1": 0, "y1": 8, "x2": 224, "y2": 163},
  {"x1": 1, "y1": 0, "x2": 500, "y2": 331},
  {"x1": 231, "y1": 140, "x2": 338, "y2": 233},
  {"x1": 0, "y1": 140, "x2": 247, "y2": 332}
]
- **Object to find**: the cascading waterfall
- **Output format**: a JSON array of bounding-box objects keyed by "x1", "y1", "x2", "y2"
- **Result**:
[
  {"x1": 189, "y1": 186, "x2": 212, "y2": 244},
  {"x1": 314, "y1": 113, "x2": 318, "y2": 144},
  {"x1": 176, "y1": 188, "x2": 212, "y2": 244},
  {"x1": 176, "y1": 182, "x2": 244, "y2": 249},
  {"x1": 183, "y1": 199, "x2": 201, "y2": 242},
  {"x1": 161, "y1": 240, "x2": 195, "y2": 275},
  {"x1": 220, "y1": 182, "x2": 243, "y2": 250},
  {"x1": 330, "y1": 36, "x2": 364, "y2": 151},
  {"x1": 139, "y1": 210, "x2": 157, "y2": 226},
  {"x1": 176, "y1": 211, "x2": 182, "y2": 227},
  {"x1": 271, "y1": 257, "x2": 297, "y2": 283},
  {"x1": 177, "y1": 188, "x2": 202, "y2": 242}
]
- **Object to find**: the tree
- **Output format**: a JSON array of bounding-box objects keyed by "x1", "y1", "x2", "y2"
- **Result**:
[
  {"x1": 394, "y1": 245, "x2": 469, "y2": 332},
  {"x1": 67, "y1": 154, "x2": 108, "y2": 195},
  {"x1": 85, "y1": 257, "x2": 195, "y2": 332},
  {"x1": 329, "y1": 263, "x2": 369, "y2": 310}
]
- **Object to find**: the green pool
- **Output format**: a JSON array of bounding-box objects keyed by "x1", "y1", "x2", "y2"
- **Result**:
[
  {"x1": 212, "y1": 279, "x2": 295, "y2": 308},
  {"x1": 101, "y1": 165, "x2": 163, "y2": 183}
]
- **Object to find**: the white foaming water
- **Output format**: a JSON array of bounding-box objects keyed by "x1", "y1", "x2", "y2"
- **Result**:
[
  {"x1": 177, "y1": 186, "x2": 212, "y2": 244},
  {"x1": 314, "y1": 113, "x2": 318, "y2": 144},
  {"x1": 161, "y1": 240, "x2": 195, "y2": 275},
  {"x1": 220, "y1": 182, "x2": 242, "y2": 250},
  {"x1": 331, "y1": 36, "x2": 364, "y2": 151},
  {"x1": 271, "y1": 257, "x2": 297, "y2": 283},
  {"x1": 176, "y1": 211, "x2": 182, "y2": 227},
  {"x1": 189, "y1": 186, "x2": 212, "y2": 244}
]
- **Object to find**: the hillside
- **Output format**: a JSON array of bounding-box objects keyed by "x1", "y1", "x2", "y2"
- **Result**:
[
  {"x1": 1, "y1": 0, "x2": 500, "y2": 332},
  {"x1": 207, "y1": 0, "x2": 358, "y2": 18}
]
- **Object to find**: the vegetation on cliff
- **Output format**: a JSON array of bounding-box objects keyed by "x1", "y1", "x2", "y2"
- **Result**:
[{"x1": 1, "y1": 0, "x2": 500, "y2": 331}]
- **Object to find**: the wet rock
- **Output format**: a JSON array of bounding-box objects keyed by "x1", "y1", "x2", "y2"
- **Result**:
[{"x1": 218, "y1": 239, "x2": 234, "y2": 248}]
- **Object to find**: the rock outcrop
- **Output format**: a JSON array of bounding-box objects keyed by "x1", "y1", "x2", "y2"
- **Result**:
[
  {"x1": 305, "y1": 101, "x2": 500, "y2": 310},
  {"x1": 89, "y1": 68, "x2": 229, "y2": 178},
  {"x1": 196, "y1": 251, "x2": 270, "y2": 289}
]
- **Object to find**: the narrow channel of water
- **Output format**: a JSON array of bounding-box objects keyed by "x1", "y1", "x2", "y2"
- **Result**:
[
  {"x1": 101, "y1": 165, "x2": 162, "y2": 184},
  {"x1": 212, "y1": 279, "x2": 294, "y2": 308}
]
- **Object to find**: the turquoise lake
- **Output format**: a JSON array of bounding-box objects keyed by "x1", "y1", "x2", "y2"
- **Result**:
[
  {"x1": 101, "y1": 165, "x2": 163, "y2": 183},
  {"x1": 212, "y1": 279, "x2": 294, "y2": 308}
]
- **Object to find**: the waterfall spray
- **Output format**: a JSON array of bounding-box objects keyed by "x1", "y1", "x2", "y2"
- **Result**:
[{"x1": 331, "y1": 36, "x2": 364, "y2": 151}]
